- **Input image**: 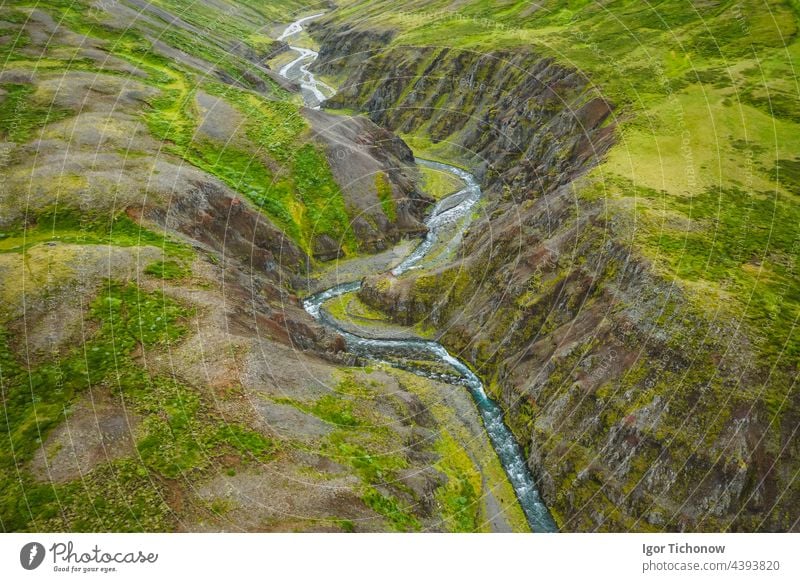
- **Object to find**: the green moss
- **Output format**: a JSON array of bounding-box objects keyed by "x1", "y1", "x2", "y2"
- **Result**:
[
  {"x1": 434, "y1": 432, "x2": 481, "y2": 532},
  {"x1": 325, "y1": 292, "x2": 392, "y2": 325},
  {"x1": 0, "y1": 209, "x2": 190, "y2": 257},
  {"x1": 292, "y1": 144, "x2": 357, "y2": 252},
  {"x1": 311, "y1": 393, "x2": 360, "y2": 427},
  {"x1": 3, "y1": 459, "x2": 174, "y2": 532},
  {"x1": 144, "y1": 259, "x2": 191, "y2": 280},
  {"x1": 0, "y1": 281, "x2": 191, "y2": 530},
  {"x1": 419, "y1": 165, "x2": 465, "y2": 200},
  {"x1": 0, "y1": 83, "x2": 72, "y2": 142},
  {"x1": 375, "y1": 172, "x2": 397, "y2": 220},
  {"x1": 362, "y1": 485, "x2": 421, "y2": 531}
]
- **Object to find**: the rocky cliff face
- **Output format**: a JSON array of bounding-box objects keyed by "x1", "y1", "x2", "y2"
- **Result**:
[
  {"x1": 312, "y1": 24, "x2": 614, "y2": 200},
  {"x1": 312, "y1": 24, "x2": 798, "y2": 531},
  {"x1": 304, "y1": 108, "x2": 430, "y2": 258}
]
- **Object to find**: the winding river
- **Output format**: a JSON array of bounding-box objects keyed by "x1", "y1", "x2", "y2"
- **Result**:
[
  {"x1": 277, "y1": 13, "x2": 335, "y2": 109},
  {"x1": 278, "y1": 14, "x2": 556, "y2": 533}
]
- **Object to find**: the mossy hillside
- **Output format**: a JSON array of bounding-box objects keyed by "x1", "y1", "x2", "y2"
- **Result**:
[
  {"x1": 269, "y1": 372, "x2": 423, "y2": 531},
  {"x1": 143, "y1": 72, "x2": 357, "y2": 256},
  {"x1": 374, "y1": 172, "x2": 397, "y2": 220},
  {"x1": 494, "y1": 248, "x2": 793, "y2": 530},
  {"x1": 385, "y1": 368, "x2": 530, "y2": 532},
  {"x1": 583, "y1": 176, "x2": 800, "y2": 363},
  {"x1": 331, "y1": 1, "x2": 797, "y2": 111},
  {"x1": 0, "y1": 208, "x2": 190, "y2": 256},
  {"x1": 500, "y1": 340, "x2": 737, "y2": 531},
  {"x1": 12, "y1": 0, "x2": 298, "y2": 91},
  {"x1": 359, "y1": 194, "x2": 797, "y2": 529},
  {"x1": 266, "y1": 367, "x2": 529, "y2": 532},
  {"x1": 321, "y1": 1, "x2": 799, "y2": 527},
  {"x1": 146, "y1": 0, "x2": 312, "y2": 47},
  {"x1": 0, "y1": 282, "x2": 190, "y2": 531},
  {"x1": 0, "y1": 83, "x2": 72, "y2": 143},
  {"x1": 0, "y1": 279, "x2": 278, "y2": 531},
  {"x1": 138, "y1": 55, "x2": 356, "y2": 254},
  {"x1": 0, "y1": 211, "x2": 195, "y2": 333},
  {"x1": 2, "y1": 0, "x2": 360, "y2": 258}
]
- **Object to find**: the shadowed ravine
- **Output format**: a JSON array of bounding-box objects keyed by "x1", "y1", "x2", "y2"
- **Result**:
[{"x1": 278, "y1": 14, "x2": 557, "y2": 532}]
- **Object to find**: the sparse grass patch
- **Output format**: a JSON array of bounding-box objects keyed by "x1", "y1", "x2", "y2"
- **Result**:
[
  {"x1": 0, "y1": 83, "x2": 72, "y2": 142},
  {"x1": 362, "y1": 485, "x2": 421, "y2": 531},
  {"x1": 0, "y1": 281, "x2": 191, "y2": 530},
  {"x1": 434, "y1": 431, "x2": 481, "y2": 532},
  {"x1": 375, "y1": 172, "x2": 396, "y2": 220},
  {"x1": 419, "y1": 165, "x2": 465, "y2": 200},
  {"x1": 144, "y1": 259, "x2": 191, "y2": 280}
]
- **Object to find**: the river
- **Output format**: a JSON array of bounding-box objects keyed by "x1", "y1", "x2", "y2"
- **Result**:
[{"x1": 277, "y1": 14, "x2": 557, "y2": 533}]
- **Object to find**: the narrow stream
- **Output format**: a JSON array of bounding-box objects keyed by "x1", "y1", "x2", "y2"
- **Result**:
[
  {"x1": 277, "y1": 13, "x2": 334, "y2": 109},
  {"x1": 278, "y1": 15, "x2": 556, "y2": 533}
]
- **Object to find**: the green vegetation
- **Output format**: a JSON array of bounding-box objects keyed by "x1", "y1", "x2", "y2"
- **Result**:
[
  {"x1": 419, "y1": 165, "x2": 466, "y2": 200},
  {"x1": 375, "y1": 172, "x2": 397, "y2": 220},
  {"x1": 266, "y1": 367, "x2": 529, "y2": 531},
  {"x1": 362, "y1": 485, "x2": 421, "y2": 531},
  {"x1": 0, "y1": 83, "x2": 72, "y2": 142},
  {"x1": 434, "y1": 432, "x2": 481, "y2": 532},
  {"x1": 144, "y1": 259, "x2": 191, "y2": 280},
  {"x1": 1, "y1": 0, "x2": 359, "y2": 258},
  {"x1": 617, "y1": 179, "x2": 800, "y2": 360},
  {"x1": 325, "y1": 292, "x2": 390, "y2": 325},
  {"x1": 330, "y1": 0, "x2": 800, "y2": 369},
  {"x1": 134, "y1": 376, "x2": 275, "y2": 480},
  {"x1": 293, "y1": 145, "x2": 357, "y2": 252},
  {"x1": 147, "y1": 0, "x2": 312, "y2": 49},
  {"x1": 324, "y1": 291, "x2": 438, "y2": 338},
  {"x1": 142, "y1": 71, "x2": 356, "y2": 253},
  {"x1": 0, "y1": 282, "x2": 188, "y2": 530},
  {"x1": 398, "y1": 132, "x2": 470, "y2": 169},
  {"x1": 275, "y1": 391, "x2": 361, "y2": 428},
  {"x1": 270, "y1": 372, "x2": 424, "y2": 531},
  {"x1": 0, "y1": 280, "x2": 275, "y2": 530},
  {"x1": 0, "y1": 209, "x2": 189, "y2": 256}
]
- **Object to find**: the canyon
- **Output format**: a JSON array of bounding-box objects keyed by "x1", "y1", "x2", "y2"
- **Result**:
[{"x1": 0, "y1": 0, "x2": 797, "y2": 533}]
